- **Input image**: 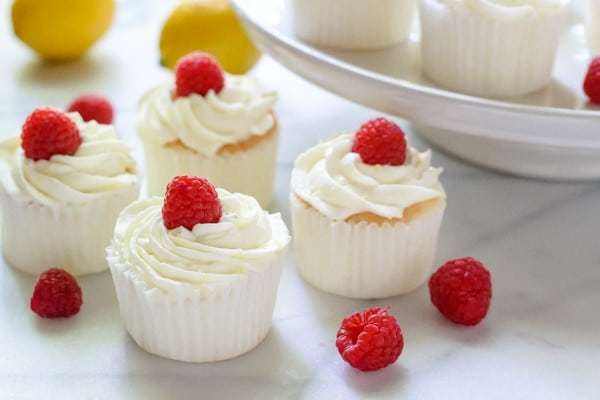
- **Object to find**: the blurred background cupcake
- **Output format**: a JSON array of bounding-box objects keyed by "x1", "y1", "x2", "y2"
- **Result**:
[
  {"x1": 587, "y1": 0, "x2": 600, "y2": 50},
  {"x1": 419, "y1": 0, "x2": 569, "y2": 98},
  {"x1": 289, "y1": 0, "x2": 416, "y2": 50}
]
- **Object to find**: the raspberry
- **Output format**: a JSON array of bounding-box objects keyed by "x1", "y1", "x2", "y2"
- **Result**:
[
  {"x1": 175, "y1": 52, "x2": 225, "y2": 98},
  {"x1": 21, "y1": 107, "x2": 82, "y2": 161},
  {"x1": 336, "y1": 307, "x2": 404, "y2": 371},
  {"x1": 429, "y1": 257, "x2": 492, "y2": 326},
  {"x1": 30, "y1": 268, "x2": 83, "y2": 319},
  {"x1": 67, "y1": 94, "x2": 114, "y2": 124},
  {"x1": 584, "y1": 57, "x2": 600, "y2": 104},
  {"x1": 352, "y1": 118, "x2": 407, "y2": 165},
  {"x1": 162, "y1": 176, "x2": 222, "y2": 230}
]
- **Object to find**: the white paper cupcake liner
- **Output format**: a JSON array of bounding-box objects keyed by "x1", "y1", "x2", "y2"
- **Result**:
[
  {"x1": 289, "y1": 0, "x2": 415, "y2": 50},
  {"x1": 587, "y1": 0, "x2": 600, "y2": 50},
  {"x1": 290, "y1": 194, "x2": 445, "y2": 299},
  {"x1": 141, "y1": 130, "x2": 278, "y2": 207},
  {"x1": 107, "y1": 246, "x2": 285, "y2": 363},
  {"x1": 0, "y1": 185, "x2": 139, "y2": 276},
  {"x1": 419, "y1": 0, "x2": 568, "y2": 98}
]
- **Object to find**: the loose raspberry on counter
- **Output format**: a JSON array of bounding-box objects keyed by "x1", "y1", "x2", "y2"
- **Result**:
[
  {"x1": 162, "y1": 176, "x2": 222, "y2": 230},
  {"x1": 67, "y1": 94, "x2": 114, "y2": 124},
  {"x1": 584, "y1": 57, "x2": 600, "y2": 105},
  {"x1": 336, "y1": 307, "x2": 404, "y2": 372},
  {"x1": 352, "y1": 118, "x2": 407, "y2": 166},
  {"x1": 429, "y1": 257, "x2": 492, "y2": 326},
  {"x1": 175, "y1": 52, "x2": 225, "y2": 98},
  {"x1": 21, "y1": 107, "x2": 82, "y2": 161},
  {"x1": 30, "y1": 268, "x2": 83, "y2": 319}
]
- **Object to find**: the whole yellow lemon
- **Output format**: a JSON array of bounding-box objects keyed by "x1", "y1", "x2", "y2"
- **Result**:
[
  {"x1": 12, "y1": 0, "x2": 115, "y2": 61},
  {"x1": 160, "y1": 0, "x2": 260, "y2": 74}
]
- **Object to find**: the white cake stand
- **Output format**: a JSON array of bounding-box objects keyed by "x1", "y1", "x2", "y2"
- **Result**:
[{"x1": 232, "y1": 0, "x2": 600, "y2": 180}]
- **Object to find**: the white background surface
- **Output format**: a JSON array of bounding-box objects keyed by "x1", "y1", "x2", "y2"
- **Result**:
[{"x1": 0, "y1": 1, "x2": 599, "y2": 399}]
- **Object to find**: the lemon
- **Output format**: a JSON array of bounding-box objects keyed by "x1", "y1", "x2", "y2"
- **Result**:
[
  {"x1": 12, "y1": 0, "x2": 115, "y2": 61},
  {"x1": 160, "y1": 0, "x2": 260, "y2": 74}
]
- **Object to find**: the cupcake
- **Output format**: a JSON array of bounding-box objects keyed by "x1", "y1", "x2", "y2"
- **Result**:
[
  {"x1": 419, "y1": 0, "x2": 568, "y2": 98},
  {"x1": 0, "y1": 108, "x2": 139, "y2": 276},
  {"x1": 107, "y1": 176, "x2": 290, "y2": 362},
  {"x1": 587, "y1": 0, "x2": 600, "y2": 50},
  {"x1": 289, "y1": 0, "x2": 416, "y2": 50},
  {"x1": 290, "y1": 118, "x2": 446, "y2": 299},
  {"x1": 137, "y1": 52, "x2": 278, "y2": 206}
]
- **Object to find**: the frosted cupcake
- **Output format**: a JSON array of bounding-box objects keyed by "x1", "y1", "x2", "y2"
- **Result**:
[
  {"x1": 0, "y1": 108, "x2": 139, "y2": 276},
  {"x1": 137, "y1": 52, "x2": 278, "y2": 206},
  {"x1": 419, "y1": 0, "x2": 568, "y2": 98},
  {"x1": 289, "y1": 0, "x2": 416, "y2": 50},
  {"x1": 290, "y1": 118, "x2": 446, "y2": 299},
  {"x1": 107, "y1": 176, "x2": 290, "y2": 362}
]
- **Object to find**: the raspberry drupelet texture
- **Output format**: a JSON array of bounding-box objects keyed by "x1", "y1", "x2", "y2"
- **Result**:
[
  {"x1": 175, "y1": 52, "x2": 225, "y2": 98},
  {"x1": 429, "y1": 257, "x2": 492, "y2": 326},
  {"x1": 336, "y1": 307, "x2": 404, "y2": 372},
  {"x1": 162, "y1": 176, "x2": 222, "y2": 230},
  {"x1": 67, "y1": 94, "x2": 114, "y2": 124},
  {"x1": 21, "y1": 107, "x2": 82, "y2": 161},
  {"x1": 352, "y1": 118, "x2": 407, "y2": 166},
  {"x1": 584, "y1": 57, "x2": 600, "y2": 105},
  {"x1": 30, "y1": 268, "x2": 83, "y2": 318}
]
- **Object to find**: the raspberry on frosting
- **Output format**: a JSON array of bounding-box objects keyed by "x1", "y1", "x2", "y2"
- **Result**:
[
  {"x1": 336, "y1": 307, "x2": 404, "y2": 371},
  {"x1": 429, "y1": 257, "x2": 492, "y2": 326},
  {"x1": 584, "y1": 57, "x2": 600, "y2": 105},
  {"x1": 30, "y1": 268, "x2": 83, "y2": 318},
  {"x1": 175, "y1": 52, "x2": 225, "y2": 98},
  {"x1": 162, "y1": 176, "x2": 222, "y2": 230},
  {"x1": 352, "y1": 118, "x2": 407, "y2": 165},
  {"x1": 67, "y1": 94, "x2": 114, "y2": 124},
  {"x1": 21, "y1": 107, "x2": 82, "y2": 161}
]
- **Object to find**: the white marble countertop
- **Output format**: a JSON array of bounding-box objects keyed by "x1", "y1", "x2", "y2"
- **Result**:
[{"x1": 1, "y1": 2, "x2": 599, "y2": 399}]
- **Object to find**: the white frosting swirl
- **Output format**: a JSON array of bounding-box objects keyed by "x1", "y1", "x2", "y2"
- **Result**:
[
  {"x1": 137, "y1": 74, "x2": 277, "y2": 156},
  {"x1": 291, "y1": 134, "x2": 445, "y2": 221},
  {"x1": 111, "y1": 189, "x2": 290, "y2": 296},
  {"x1": 440, "y1": 0, "x2": 567, "y2": 18},
  {"x1": 0, "y1": 113, "x2": 138, "y2": 206}
]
